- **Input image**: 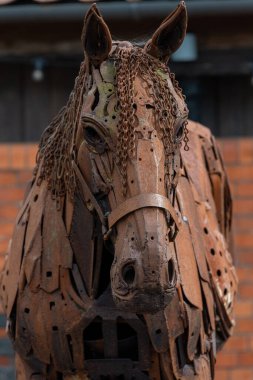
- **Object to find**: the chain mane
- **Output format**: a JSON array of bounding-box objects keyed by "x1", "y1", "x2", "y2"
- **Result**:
[
  {"x1": 114, "y1": 46, "x2": 189, "y2": 195},
  {"x1": 34, "y1": 61, "x2": 87, "y2": 203}
]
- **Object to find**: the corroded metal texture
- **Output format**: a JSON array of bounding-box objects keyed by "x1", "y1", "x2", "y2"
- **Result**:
[{"x1": 0, "y1": 2, "x2": 237, "y2": 379}]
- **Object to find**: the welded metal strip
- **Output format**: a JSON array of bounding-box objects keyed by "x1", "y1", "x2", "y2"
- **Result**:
[{"x1": 108, "y1": 192, "x2": 180, "y2": 230}]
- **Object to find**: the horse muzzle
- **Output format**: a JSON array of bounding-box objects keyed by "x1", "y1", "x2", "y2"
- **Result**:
[
  {"x1": 110, "y1": 247, "x2": 177, "y2": 314},
  {"x1": 108, "y1": 193, "x2": 180, "y2": 314}
]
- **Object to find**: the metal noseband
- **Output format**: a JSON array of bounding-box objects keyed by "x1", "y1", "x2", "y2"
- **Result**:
[
  {"x1": 108, "y1": 192, "x2": 180, "y2": 238},
  {"x1": 72, "y1": 160, "x2": 180, "y2": 241}
]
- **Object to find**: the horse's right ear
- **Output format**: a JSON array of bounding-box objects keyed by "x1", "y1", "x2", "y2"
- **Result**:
[
  {"x1": 144, "y1": 1, "x2": 187, "y2": 62},
  {"x1": 81, "y1": 4, "x2": 112, "y2": 66}
]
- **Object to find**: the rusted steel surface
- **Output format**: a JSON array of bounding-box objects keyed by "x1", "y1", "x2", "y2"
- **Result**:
[{"x1": 0, "y1": 2, "x2": 237, "y2": 379}]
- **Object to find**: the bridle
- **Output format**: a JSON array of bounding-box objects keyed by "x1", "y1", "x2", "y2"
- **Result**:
[{"x1": 72, "y1": 160, "x2": 181, "y2": 243}]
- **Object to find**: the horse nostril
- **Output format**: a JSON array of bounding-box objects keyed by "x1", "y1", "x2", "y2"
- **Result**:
[
  {"x1": 168, "y1": 258, "x2": 176, "y2": 285},
  {"x1": 122, "y1": 264, "x2": 135, "y2": 285}
]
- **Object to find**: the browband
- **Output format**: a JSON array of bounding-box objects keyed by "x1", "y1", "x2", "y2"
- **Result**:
[{"x1": 108, "y1": 192, "x2": 180, "y2": 231}]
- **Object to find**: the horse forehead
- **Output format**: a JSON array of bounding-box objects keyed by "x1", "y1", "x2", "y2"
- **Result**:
[
  {"x1": 133, "y1": 73, "x2": 186, "y2": 116},
  {"x1": 170, "y1": 80, "x2": 187, "y2": 115},
  {"x1": 99, "y1": 52, "x2": 184, "y2": 113},
  {"x1": 133, "y1": 77, "x2": 153, "y2": 103}
]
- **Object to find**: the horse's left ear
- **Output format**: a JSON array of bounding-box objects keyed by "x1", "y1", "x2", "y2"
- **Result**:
[
  {"x1": 81, "y1": 4, "x2": 112, "y2": 66},
  {"x1": 144, "y1": 1, "x2": 187, "y2": 62}
]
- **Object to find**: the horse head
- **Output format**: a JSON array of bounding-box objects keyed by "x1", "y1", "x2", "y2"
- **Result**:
[{"x1": 37, "y1": 2, "x2": 189, "y2": 314}]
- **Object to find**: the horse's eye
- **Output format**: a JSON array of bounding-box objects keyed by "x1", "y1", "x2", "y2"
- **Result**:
[
  {"x1": 84, "y1": 126, "x2": 102, "y2": 145},
  {"x1": 175, "y1": 122, "x2": 185, "y2": 142},
  {"x1": 84, "y1": 126, "x2": 107, "y2": 153}
]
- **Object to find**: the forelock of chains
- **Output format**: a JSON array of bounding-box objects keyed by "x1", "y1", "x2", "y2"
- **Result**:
[{"x1": 114, "y1": 46, "x2": 188, "y2": 196}]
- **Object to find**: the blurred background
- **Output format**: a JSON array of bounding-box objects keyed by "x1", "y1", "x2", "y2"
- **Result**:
[{"x1": 0, "y1": 0, "x2": 253, "y2": 379}]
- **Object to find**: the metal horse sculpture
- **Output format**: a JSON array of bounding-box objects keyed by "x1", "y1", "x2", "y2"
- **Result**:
[{"x1": 0, "y1": 2, "x2": 237, "y2": 379}]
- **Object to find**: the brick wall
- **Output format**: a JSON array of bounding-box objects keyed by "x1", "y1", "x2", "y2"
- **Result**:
[
  {"x1": 0, "y1": 139, "x2": 253, "y2": 378},
  {"x1": 215, "y1": 138, "x2": 253, "y2": 380},
  {"x1": 0, "y1": 144, "x2": 37, "y2": 380}
]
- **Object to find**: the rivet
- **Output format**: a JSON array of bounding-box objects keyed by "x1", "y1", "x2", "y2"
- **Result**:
[{"x1": 182, "y1": 216, "x2": 188, "y2": 223}]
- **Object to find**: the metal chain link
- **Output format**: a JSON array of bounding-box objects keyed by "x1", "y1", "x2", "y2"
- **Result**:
[
  {"x1": 34, "y1": 61, "x2": 87, "y2": 202},
  {"x1": 114, "y1": 46, "x2": 189, "y2": 195}
]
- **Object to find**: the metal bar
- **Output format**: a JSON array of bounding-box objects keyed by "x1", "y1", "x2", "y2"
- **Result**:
[{"x1": 0, "y1": 1, "x2": 253, "y2": 23}]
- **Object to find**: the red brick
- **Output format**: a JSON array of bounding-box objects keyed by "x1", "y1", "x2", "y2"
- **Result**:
[
  {"x1": 234, "y1": 217, "x2": 253, "y2": 232},
  {"x1": 9, "y1": 144, "x2": 27, "y2": 169},
  {"x1": 237, "y1": 267, "x2": 253, "y2": 283},
  {"x1": 0, "y1": 328, "x2": 7, "y2": 339},
  {"x1": 216, "y1": 352, "x2": 238, "y2": 368},
  {"x1": 222, "y1": 335, "x2": 248, "y2": 352},
  {"x1": 0, "y1": 145, "x2": 11, "y2": 169},
  {"x1": 234, "y1": 200, "x2": 253, "y2": 215},
  {"x1": 249, "y1": 336, "x2": 253, "y2": 351},
  {"x1": 0, "y1": 356, "x2": 10, "y2": 366},
  {"x1": 0, "y1": 172, "x2": 18, "y2": 187},
  {"x1": 218, "y1": 139, "x2": 239, "y2": 164},
  {"x1": 0, "y1": 204, "x2": 19, "y2": 220},
  {"x1": 226, "y1": 166, "x2": 253, "y2": 181},
  {"x1": 235, "y1": 233, "x2": 253, "y2": 249},
  {"x1": 0, "y1": 188, "x2": 25, "y2": 203},
  {"x1": 238, "y1": 252, "x2": 253, "y2": 265},
  {"x1": 235, "y1": 182, "x2": 253, "y2": 198},
  {"x1": 238, "y1": 284, "x2": 253, "y2": 299},
  {"x1": 230, "y1": 369, "x2": 253, "y2": 380},
  {"x1": 239, "y1": 139, "x2": 253, "y2": 164},
  {"x1": 0, "y1": 223, "x2": 14, "y2": 238},
  {"x1": 26, "y1": 144, "x2": 38, "y2": 168},
  {"x1": 214, "y1": 369, "x2": 229, "y2": 380},
  {"x1": 236, "y1": 318, "x2": 253, "y2": 333},
  {"x1": 234, "y1": 300, "x2": 253, "y2": 318},
  {"x1": 237, "y1": 353, "x2": 253, "y2": 366}
]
